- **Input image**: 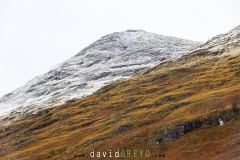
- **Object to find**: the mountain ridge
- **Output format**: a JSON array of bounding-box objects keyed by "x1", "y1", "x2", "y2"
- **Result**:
[{"x1": 189, "y1": 25, "x2": 240, "y2": 55}]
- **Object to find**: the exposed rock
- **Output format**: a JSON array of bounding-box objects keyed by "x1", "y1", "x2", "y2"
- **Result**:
[
  {"x1": 115, "y1": 124, "x2": 134, "y2": 134},
  {"x1": 150, "y1": 109, "x2": 240, "y2": 144}
]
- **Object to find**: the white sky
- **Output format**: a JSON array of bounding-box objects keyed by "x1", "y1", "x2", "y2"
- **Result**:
[{"x1": 0, "y1": 0, "x2": 240, "y2": 97}]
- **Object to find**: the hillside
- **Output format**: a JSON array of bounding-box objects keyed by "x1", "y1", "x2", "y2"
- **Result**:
[{"x1": 0, "y1": 26, "x2": 240, "y2": 160}]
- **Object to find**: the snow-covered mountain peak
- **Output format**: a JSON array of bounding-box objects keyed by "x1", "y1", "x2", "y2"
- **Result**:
[{"x1": 0, "y1": 30, "x2": 200, "y2": 120}]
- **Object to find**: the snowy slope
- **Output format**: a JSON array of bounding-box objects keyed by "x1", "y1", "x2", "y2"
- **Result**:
[
  {"x1": 0, "y1": 30, "x2": 199, "y2": 119},
  {"x1": 190, "y1": 25, "x2": 240, "y2": 55}
]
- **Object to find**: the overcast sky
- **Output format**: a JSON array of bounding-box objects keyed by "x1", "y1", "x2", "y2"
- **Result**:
[{"x1": 0, "y1": 0, "x2": 240, "y2": 97}]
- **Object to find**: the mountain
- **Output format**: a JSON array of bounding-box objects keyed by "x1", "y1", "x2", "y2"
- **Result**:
[
  {"x1": 0, "y1": 30, "x2": 199, "y2": 119},
  {"x1": 0, "y1": 25, "x2": 240, "y2": 160}
]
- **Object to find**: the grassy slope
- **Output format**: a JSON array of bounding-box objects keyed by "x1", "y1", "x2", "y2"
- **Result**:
[{"x1": 0, "y1": 49, "x2": 240, "y2": 160}]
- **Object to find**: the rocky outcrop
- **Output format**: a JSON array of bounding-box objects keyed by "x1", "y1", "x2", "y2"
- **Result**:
[{"x1": 150, "y1": 109, "x2": 240, "y2": 144}]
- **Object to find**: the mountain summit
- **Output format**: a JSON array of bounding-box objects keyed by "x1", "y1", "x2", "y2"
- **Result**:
[{"x1": 0, "y1": 30, "x2": 199, "y2": 118}]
